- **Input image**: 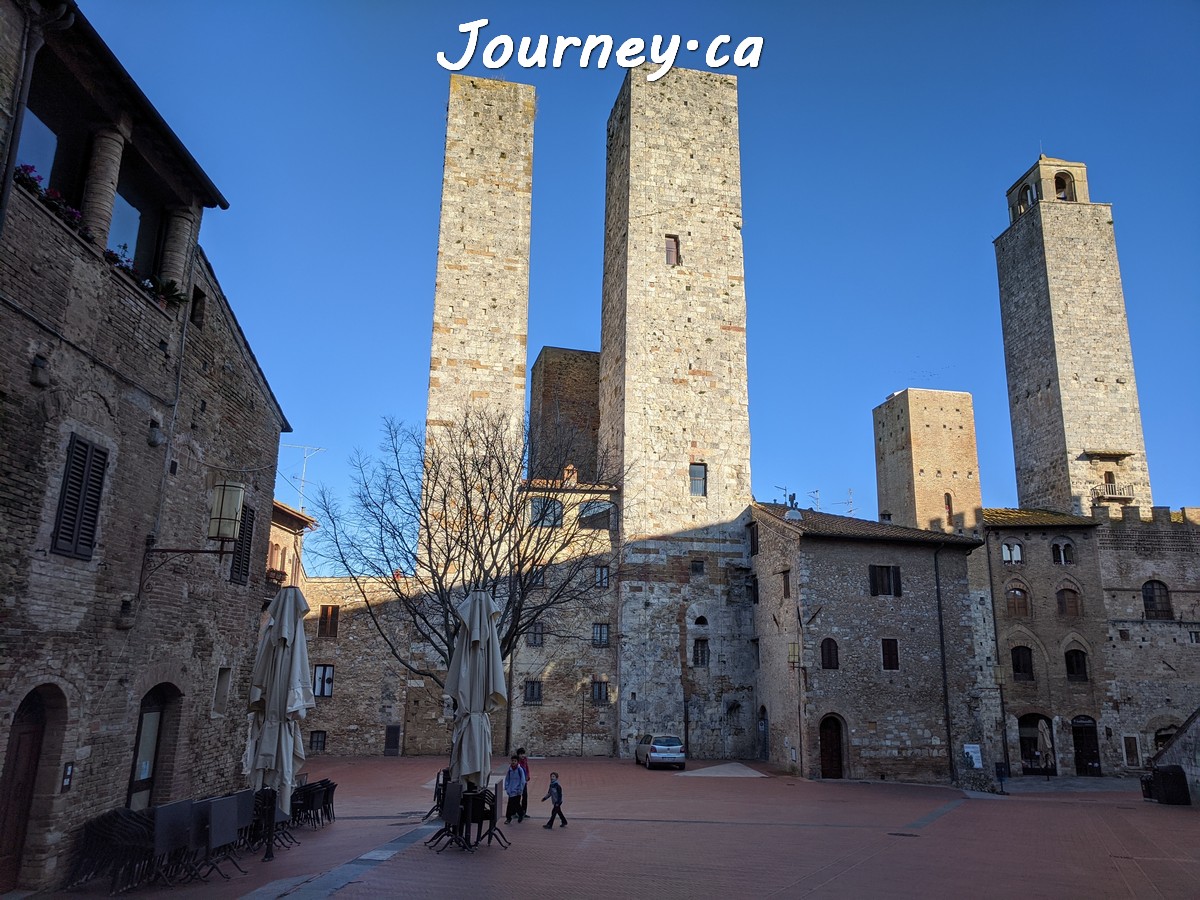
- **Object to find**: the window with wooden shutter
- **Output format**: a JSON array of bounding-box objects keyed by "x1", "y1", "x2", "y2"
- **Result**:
[
  {"x1": 228, "y1": 505, "x2": 256, "y2": 585},
  {"x1": 318, "y1": 604, "x2": 340, "y2": 638},
  {"x1": 868, "y1": 565, "x2": 901, "y2": 597},
  {"x1": 51, "y1": 434, "x2": 109, "y2": 560}
]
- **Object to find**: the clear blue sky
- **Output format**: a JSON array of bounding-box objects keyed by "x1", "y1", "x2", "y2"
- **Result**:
[{"x1": 81, "y1": 1, "x2": 1199, "y2": 520}]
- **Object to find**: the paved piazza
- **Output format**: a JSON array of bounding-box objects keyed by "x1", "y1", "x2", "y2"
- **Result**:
[{"x1": 44, "y1": 756, "x2": 1198, "y2": 899}]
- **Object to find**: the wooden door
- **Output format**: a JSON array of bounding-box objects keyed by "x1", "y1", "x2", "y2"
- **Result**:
[
  {"x1": 384, "y1": 725, "x2": 401, "y2": 756},
  {"x1": 0, "y1": 693, "x2": 46, "y2": 891},
  {"x1": 820, "y1": 716, "x2": 843, "y2": 779},
  {"x1": 1072, "y1": 717, "x2": 1102, "y2": 777}
]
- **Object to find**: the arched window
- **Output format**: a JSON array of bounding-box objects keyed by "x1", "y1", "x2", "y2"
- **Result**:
[
  {"x1": 1054, "y1": 172, "x2": 1075, "y2": 201},
  {"x1": 820, "y1": 638, "x2": 839, "y2": 670},
  {"x1": 1065, "y1": 648, "x2": 1088, "y2": 681},
  {"x1": 1005, "y1": 583, "x2": 1030, "y2": 616},
  {"x1": 1018, "y1": 183, "x2": 1037, "y2": 214},
  {"x1": 1001, "y1": 541, "x2": 1022, "y2": 564},
  {"x1": 1142, "y1": 580, "x2": 1173, "y2": 620},
  {"x1": 1056, "y1": 587, "x2": 1082, "y2": 616},
  {"x1": 1052, "y1": 540, "x2": 1074, "y2": 565},
  {"x1": 694, "y1": 616, "x2": 708, "y2": 627},
  {"x1": 1011, "y1": 646, "x2": 1034, "y2": 681}
]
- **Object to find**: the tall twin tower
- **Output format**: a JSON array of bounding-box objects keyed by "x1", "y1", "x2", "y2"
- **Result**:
[{"x1": 426, "y1": 69, "x2": 754, "y2": 749}]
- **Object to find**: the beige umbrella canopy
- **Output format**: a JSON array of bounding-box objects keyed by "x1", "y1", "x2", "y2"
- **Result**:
[
  {"x1": 445, "y1": 589, "x2": 507, "y2": 789},
  {"x1": 1036, "y1": 719, "x2": 1054, "y2": 770},
  {"x1": 245, "y1": 586, "x2": 316, "y2": 815}
]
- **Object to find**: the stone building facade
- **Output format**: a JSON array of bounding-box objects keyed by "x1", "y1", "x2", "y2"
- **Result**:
[
  {"x1": 876, "y1": 157, "x2": 1200, "y2": 782},
  {"x1": 750, "y1": 504, "x2": 1000, "y2": 786},
  {"x1": 0, "y1": 6, "x2": 288, "y2": 890}
]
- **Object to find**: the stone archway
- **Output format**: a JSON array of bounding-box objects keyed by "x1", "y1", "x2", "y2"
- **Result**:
[{"x1": 819, "y1": 715, "x2": 844, "y2": 779}]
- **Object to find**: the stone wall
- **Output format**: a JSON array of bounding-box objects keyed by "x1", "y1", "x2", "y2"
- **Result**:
[
  {"x1": 426, "y1": 75, "x2": 534, "y2": 435},
  {"x1": 752, "y1": 507, "x2": 1001, "y2": 786},
  {"x1": 994, "y1": 160, "x2": 1151, "y2": 515},
  {"x1": 529, "y1": 347, "x2": 600, "y2": 483}
]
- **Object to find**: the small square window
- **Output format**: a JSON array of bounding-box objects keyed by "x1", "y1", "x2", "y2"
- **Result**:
[
  {"x1": 689, "y1": 463, "x2": 707, "y2": 497},
  {"x1": 527, "y1": 621, "x2": 544, "y2": 647},
  {"x1": 318, "y1": 604, "x2": 340, "y2": 638},
  {"x1": 523, "y1": 680, "x2": 543, "y2": 705},
  {"x1": 881, "y1": 638, "x2": 899, "y2": 671},
  {"x1": 868, "y1": 565, "x2": 901, "y2": 597},
  {"x1": 309, "y1": 730, "x2": 327, "y2": 753},
  {"x1": 530, "y1": 566, "x2": 546, "y2": 587},
  {"x1": 590, "y1": 679, "x2": 610, "y2": 705},
  {"x1": 665, "y1": 234, "x2": 681, "y2": 266},
  {"x1": 1189, "y1": 631, "x2": 1200, "y2": 645},
  {"x1": 212, "y1": 666, "x2": 232, "y2": 715},
  {"x1": 691, "y1": 559, "x2": 705, "y2": 575},
  {"x1": 592, "y1": 623, "x2": 610, "y2": 648},
  {"x1": 595, "y1": 565, "x2": 610, "y2": 589},
  {"x1": 313, "y1": 664, "x2": 335, "y2": 698}
]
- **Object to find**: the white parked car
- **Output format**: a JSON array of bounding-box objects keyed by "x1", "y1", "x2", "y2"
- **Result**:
[{"x1": 635, "y1": 734, "x2": 686, "y2": 770}]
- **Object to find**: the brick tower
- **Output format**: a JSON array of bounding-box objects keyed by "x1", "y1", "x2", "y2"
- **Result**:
[
  {"x1": 425, "y1": 75, "x2": 534, "y2": 434},
  {"x1": 993, "y1": 157, "x2": 1152, "y2": 515},
  {"x1": 599, "y1": 68, "x2": 754, "y2": 758},
  {"x1": 873, "y1": 388, "x2": 984, "y2": 536}
]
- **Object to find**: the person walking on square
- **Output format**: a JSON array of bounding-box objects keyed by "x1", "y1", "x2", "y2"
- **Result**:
[
  {"x1": 503, "y1": 756, "x2": 526, "y2": 825},
  {"x1": 516, "y1": 747, "x2": 530, "y2": 821},
  {"x1": 541, "y1": 771, "x2": 567, "y2": 828}
]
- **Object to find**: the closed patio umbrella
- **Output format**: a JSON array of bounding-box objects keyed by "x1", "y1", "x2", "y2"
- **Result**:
[
  {"x1": 1036, "y1": 719, "x2": 1054, "y2": 772},
  {"x1": 444, "y1": 589, "x2": 507, "y2": 789},
  {"x1": 245, "y1": 586, "x2": 316, "y2": 816}
]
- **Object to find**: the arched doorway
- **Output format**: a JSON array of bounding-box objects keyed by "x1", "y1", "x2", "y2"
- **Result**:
[
  {"x1": 757, "y1": 707, "x2": 769, "y2": 760},
  {"x1": 1071, "y1": 716, "x2": 1101, "y2": 776},
  {"x1": 0, "y1": 692, "x2": 47, "y2": 891},
  {"x1": 819, "y1": 716, "x2": 844, "y2": 779},
  {"x1": 1018, "y1": 713, "x2": 1056, "y2": 775},
  {"x1": 127, "y1": 683, "x2": 182, "y2": 810}
]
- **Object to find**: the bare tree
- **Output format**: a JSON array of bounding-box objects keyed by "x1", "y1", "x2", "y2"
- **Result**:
[{"x1": 310, "y1": 408, "x2": 620, "y2": 692}]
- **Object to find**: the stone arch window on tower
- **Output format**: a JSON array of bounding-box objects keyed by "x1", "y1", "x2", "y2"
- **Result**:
[
  {"x1": 530, "y1": 496, "x2": 563, "y2": 527},
  {"x1": 1054, "y1": 172, "x2": 1075, "y2": 201},
  {"x1": 692, "y1": 638, "x2": 710, "y2": 667},
  {"x1": 1056, "y1": 586, "x2": 1082, "y2": 616},
  {"x1": 1001, "y1": 541, "x2": 1023, "y2": 564},
  {"x1": 665, "y1": 234, "x2": 681, "y2": 266},
  {"x1": 1011, "y1": 645, "x2": 1034, "y2": 681},
  {"x1": 1017, "y1": 183, "x2": 1037, "y2": 216},
  {"x1": 1065, "y1": 648, "x2": 1088, "y2": 681},
  {"x1": 820, "y1": 638, "x2": 839, "y2": 670},
  {"x1": 1142, "y1": 580, "x2": 1173, "y2": 620},
  {"x1": 1005, "y1": 582, "x2": 1030, "y2": 616},
  {"x1": 1052, "y1": 540, "x2": 1074, "y2": 565}
]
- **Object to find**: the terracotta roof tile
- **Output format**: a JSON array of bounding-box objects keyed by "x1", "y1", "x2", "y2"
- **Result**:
[
  {"x1": 982, "y1": 508, "x2": 1098, "y2": 528},
  {"x1": 754, "y1": 503, "x2": 980, "y2": 546}
]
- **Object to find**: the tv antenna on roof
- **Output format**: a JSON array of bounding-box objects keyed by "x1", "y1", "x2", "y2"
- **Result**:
[
  {"x1": 281, "y1": 443, "x2": 325, "y2": 512},
  {"x1": 832, "y1": 488, "x2": 856, "y2": 517},
  {"x1": 774, "y1": 485, "x2": 797, "y2": 508},
  {"x1": 807, "y1": 489, "x2": 820, "y2": 511}
]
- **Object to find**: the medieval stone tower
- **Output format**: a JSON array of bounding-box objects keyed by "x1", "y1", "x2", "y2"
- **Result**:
[
  {"x1": 426, "y1": 75, "x2": 534, "y2": 433},
  {"x1": 874, "y1": 388, "x2": 984, "y2": 536},
  {"x1": 598, "y1": 68, "x2": 755, "y2": 758},
  {"x1": 993, "y1": 157, "x2": 1152, "y2": 515}
]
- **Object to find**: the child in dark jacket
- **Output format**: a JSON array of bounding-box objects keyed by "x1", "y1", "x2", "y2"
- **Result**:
[{"x1": 541, "y1": 772, "x2": 567, "y2": 828}]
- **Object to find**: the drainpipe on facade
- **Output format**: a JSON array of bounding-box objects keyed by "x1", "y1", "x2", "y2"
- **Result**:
[
  {"x1": 933, "y1": 541, "x2": 957, "y2": 784},
  {"x1": 0, "y1": 3, "x2": 74, "y2": 244},
  {"x1": 983, "y1": 530, "x2": 1012, "y2": 777}
]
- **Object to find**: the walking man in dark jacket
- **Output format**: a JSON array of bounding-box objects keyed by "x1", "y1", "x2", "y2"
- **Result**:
[{"x1": 541, "y1": 772, "x2": 567, "y2": 828}]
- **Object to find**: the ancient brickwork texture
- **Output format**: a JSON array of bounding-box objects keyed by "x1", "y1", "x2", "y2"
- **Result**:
[
  {"x1": 752, "y1": 509, "x2": 1001, "y2": 786},
  {"x1": 1095, "y1": 514, "x2": 1200, "y2": 767},
  {"x1": 426, "y1": 75, "x2": 533, "y2": 433},
  {"x1": 995, "y1": 188, "x2": 1151, "y2": 514},
  {"x1": 984, "y1": 521, "x2": 1121, "y2": 773},
  {"x1": 599, "y1": 67, "x2": 750, "y2": 539},
  {"x1": 529, "y1": 347, "x2": 601, "y2": 483},
  {"x1": 0, "y1": 180, "x2": 284, "y2": 888}
]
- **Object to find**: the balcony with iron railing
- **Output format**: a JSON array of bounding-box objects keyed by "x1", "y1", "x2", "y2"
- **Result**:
[{"x1": 1090, "y1": 482, "x2": 1135, "y2": 501}]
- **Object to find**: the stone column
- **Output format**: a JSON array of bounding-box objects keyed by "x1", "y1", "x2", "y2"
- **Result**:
[
  {"x1": 80, "y1": 127, "x2": 126, "y2": 245},
  {"x1": 158, "y1": 206, "x2": 198, "y2": 284}
]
